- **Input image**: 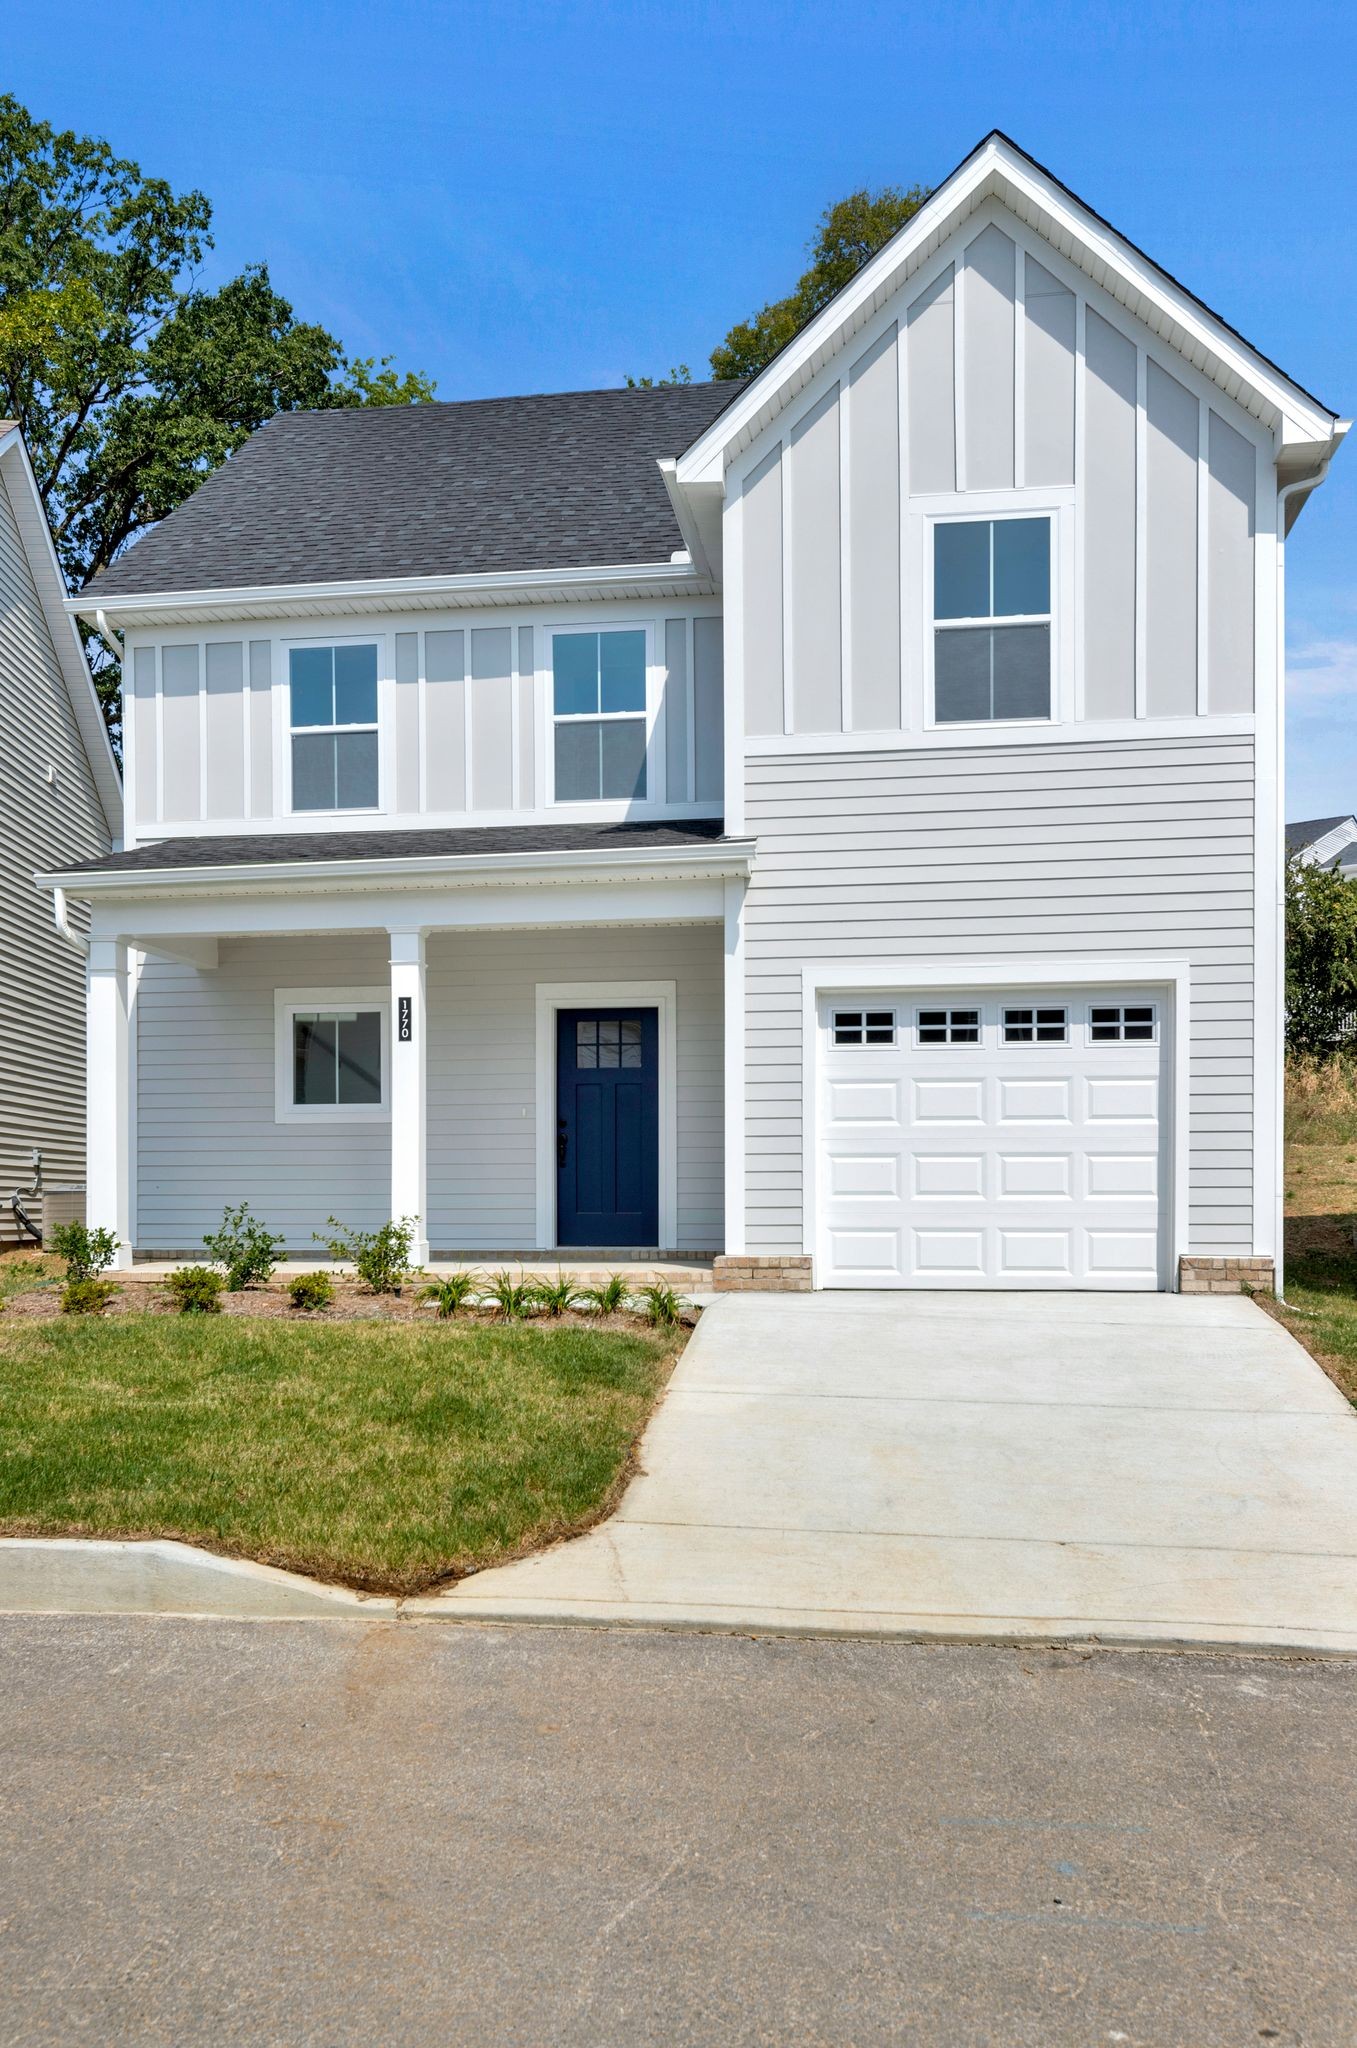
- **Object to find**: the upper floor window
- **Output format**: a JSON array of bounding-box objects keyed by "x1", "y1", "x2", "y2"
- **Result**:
[
  {"x1": 290, "y1": 644, "x2": 379, "y2": 811},
  {"x1": 933, "y1": 517, "x2": 1051, "y2": 724},
  {"x1": 552, "y1": 629, "x2": 647, "y2": 802}
]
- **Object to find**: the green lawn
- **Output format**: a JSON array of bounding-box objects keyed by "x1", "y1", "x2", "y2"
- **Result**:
[
  {"x1": 1276, "y1": 1059, "x2": 1357, "y2": 1405},
  {"x1": 0, "y1": 1315, "x2": 678, "y2": 1593}
]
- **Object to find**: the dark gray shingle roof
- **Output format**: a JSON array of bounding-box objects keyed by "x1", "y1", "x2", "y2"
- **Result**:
[
  {"x1": 57, "y1": 817, "x2": 730, "y2": 878},
  {"x1": 88, "y1": 382, "x2": 743, "y2": 598},
  {"x1": 1286, "y1": 815, "x2": 1354, "y2": 852}
]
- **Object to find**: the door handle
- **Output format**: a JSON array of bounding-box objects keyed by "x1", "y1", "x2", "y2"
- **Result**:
[{"x1": 557, "y1": 1119, "x2": 568, "y2": 1168}]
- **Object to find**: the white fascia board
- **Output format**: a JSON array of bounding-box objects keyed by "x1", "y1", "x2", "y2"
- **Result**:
[
  {"x1": 676, "y1": 133, "x2": 1340, "y2": 487},
  {"x1": 0, "y1": 429, "x2": 123, "y2": 834},
  {"x1": 37, "y1": 838, "x2": 757, "y2": 898},
  {"x1": 68, "y1": 556, "x2": 709, "y2": 630}
]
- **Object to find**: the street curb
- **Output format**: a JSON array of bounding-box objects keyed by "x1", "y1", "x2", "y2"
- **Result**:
[{"x1": 4, "y1": 1537, "x2": 1357, "y2": 1656}]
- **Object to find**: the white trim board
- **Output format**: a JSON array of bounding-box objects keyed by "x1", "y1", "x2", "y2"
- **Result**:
[
  {"x1": 798, "y1": 955, "x2": 1191, "y2": 1292},
  {"x1": 534, "y1": 979, "x2": 678, "y2": 1252}
]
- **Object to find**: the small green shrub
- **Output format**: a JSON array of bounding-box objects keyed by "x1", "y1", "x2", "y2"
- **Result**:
[
  {"x1": 49, "y1": 1221, "x2": 119, "y2": 1284},
  {"x1": 61, "y1": 1277, "x2": 117, "y2": 1315},
  {"x1": 288, "y1": 1270, "x2": 334, "y2": 1312},
  {"x1": 316, "y1": 1217, "x2": 417, "y2": 1294},
  {"x1": 535, "y1": 1273, "x2": 581, "y2": 1317},
  {"x1": 485, "y1": 1269, "x2": 538, "y2": 1320},
  {"x1": 165, "y1": 1265, "x2": 224, "y2": 1315},
  {"x1": 640, "y1": 1282, "x2": 687, "y2": 1329},
  {"x1": 422, "y1": 1272, "x2": 479, "y2": 1318},
  {"x1": 203, "y1": 1202, "x2": 286, "y2": 1290},
  {"x1": 582, "y1": 1273, "x2": 629, "y2": 1317}
]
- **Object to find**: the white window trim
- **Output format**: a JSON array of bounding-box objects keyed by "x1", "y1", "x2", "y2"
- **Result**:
[
  {"x1": 542, "y1": 622, "x2": 660, "y2": 808},
  {"x1": 799, "y1": 956, "x2": 1189, "y2": 1289},
  {"x1": 280, "y1": 633, "x2": 386, "y2": 819},
  {"x1": 534, "y1": 979, "x2": 678, "y2": 1250},
  {"x1": 925, "y1": 509, "x2": 1061, "y2": 732},
  {"x1": 273, "y1": 985, "x2": 390, "y2": 1125}
]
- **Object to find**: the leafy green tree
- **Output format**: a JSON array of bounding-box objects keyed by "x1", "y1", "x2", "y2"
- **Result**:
[
  {"x1": 0, "y1": 94, "x2": 433, "y2": 729},
  {"x1": 624, "y1": 365, "x2": 693, "y2": 389},
  {"x1": 710, "y1": 184, "x2": 931, "y2": 381},
  {"x1": 1285, "y1": 855, "x2": 1357, "y2": 1057}
]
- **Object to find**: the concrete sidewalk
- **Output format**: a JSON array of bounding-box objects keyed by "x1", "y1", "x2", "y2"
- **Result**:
[{"x1": 415, "y1": 1291, "x2": 1357, "y2": 1652}]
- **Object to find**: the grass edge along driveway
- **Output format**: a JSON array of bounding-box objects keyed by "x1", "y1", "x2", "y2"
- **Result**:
[{"x1": 0, "y1": 1315, "x2": 682, "y2": 1595}]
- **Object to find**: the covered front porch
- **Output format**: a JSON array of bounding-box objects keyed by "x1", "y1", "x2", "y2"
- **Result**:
[{"x1": 59, "y1": 829, "x2": 751, "y2": 1270}]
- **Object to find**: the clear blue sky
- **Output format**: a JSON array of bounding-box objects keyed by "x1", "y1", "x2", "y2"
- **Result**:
[{"x1": 12, "y1": 0, "x2": 1356, "y2": 818}]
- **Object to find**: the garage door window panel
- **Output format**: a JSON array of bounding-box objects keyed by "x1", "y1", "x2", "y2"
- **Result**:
[
  {"x1": 1090, "y1": 1004, "x2": 1157, "y2": 1043},
  {"x1": 834, "y1": 1010, "x2": 897, "y2": 1047},
  {"x1": 1003, "y1": 1006, "x2": 1069, "y2": 1044},
  {"x1": 917, "y1": 1008, "x2": 980, "y2": 1045}
]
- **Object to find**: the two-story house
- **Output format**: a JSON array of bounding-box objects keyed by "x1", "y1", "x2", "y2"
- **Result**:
[{"x1": 43, "y1": 134, "x2": 1345, "y2": 1292}]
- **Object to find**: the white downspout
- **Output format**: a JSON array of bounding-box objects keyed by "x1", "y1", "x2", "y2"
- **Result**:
[
  {"x1": 51, "y1": 886, "x2": 88, "y2": 958},
  {"x1": 1273, "y1": 454, "x2": 1335, "y2": 1299}
]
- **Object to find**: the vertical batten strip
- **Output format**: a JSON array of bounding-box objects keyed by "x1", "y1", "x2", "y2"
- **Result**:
[
  {"x1": 1013, "y1": 246, "x2": 1027, "y2": 490},
  {"x1": 780, "y1": 434, "x2": 794, "y2": 735},
  {"x1": 839, "y1": 365, "x2": 853, "y2": 732},
  {"x1": 1072, "y1": 293, "x2": 1086, "y2": 721},
  {"x1": 897, "y1": 305, "x2": 914, "y2": 730},
  {"x1": 954, "y1": 247, "x2": 968, "y2": 492},
  {"x1": 1197, "y1": 400, "x2": 1211, "y2": 715},
  {"x1": 1134, "y1": 346, "x2": 1148, "y2": 719},
  {"x1": 417, "y1": 631, "x2": 428, "y2": 813}
]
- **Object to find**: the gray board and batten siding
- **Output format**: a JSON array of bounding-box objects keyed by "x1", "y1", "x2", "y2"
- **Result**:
[
  {"x1": 133, "y1": 926, "x2": 724, "y2": 1256},
  {"x1": 0, "y1": 471, "x2": 111, "y2": 1238},
  {"x1": 125, "y1": 612, "x2": 724, "y2": 833},
  {"x1": 737, "y1": 208, "x2": 1262, "y2": 740}
]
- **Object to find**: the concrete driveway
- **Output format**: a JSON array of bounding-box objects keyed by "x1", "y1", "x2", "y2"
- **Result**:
[{"x1": 428, "y1": 1291, "x2": 1357, "y2": 1652}]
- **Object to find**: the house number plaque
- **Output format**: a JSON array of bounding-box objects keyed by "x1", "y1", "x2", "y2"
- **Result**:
[{"x1": 398, "y1": 996, "x2": 412, "y2": 1042}]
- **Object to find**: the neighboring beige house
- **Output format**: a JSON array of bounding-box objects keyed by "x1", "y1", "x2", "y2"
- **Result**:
[{"x1": 0, "y1": 427, "x2": 121, "y2": 1241}]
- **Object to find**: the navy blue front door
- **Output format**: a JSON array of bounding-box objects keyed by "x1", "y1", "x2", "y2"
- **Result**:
[{"x1": 556, "y1": 1009, "x2": 659, "y2": 1247}]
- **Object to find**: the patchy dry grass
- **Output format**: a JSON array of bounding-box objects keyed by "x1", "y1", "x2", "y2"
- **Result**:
[
  {"x1": 1274, "y1": 1057, "x2": 1357, "y2": 1404},
  {"x1": 0, "y1": 1316, "x2": 681, "y2": 1593}
]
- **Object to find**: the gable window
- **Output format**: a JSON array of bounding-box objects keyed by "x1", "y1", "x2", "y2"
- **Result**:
[
  {"x1": 833, "y1": 1009, "x2": 896, "y2": 1047},
  {"x1": 274, "y1": 988, "x2": 389, "y2": 1124},
  {"x1": 552, "y1": 630, "x2": 648, "y2": 802},
  {"x1": 917, "y1": 1007, "x2": 981, "y2": 1045},
  {"x1": 290, "y1": 644, "x2": 379, "y2": 811},
  {"x1": 933, "y1": 517, "x2": 1051, "y2": 724}
]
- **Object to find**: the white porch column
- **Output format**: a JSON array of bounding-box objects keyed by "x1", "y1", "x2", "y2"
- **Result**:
[
  {"x1": 86, "y1": 937, "x2": 133, "y2": 1269},
  {"x1": 722, "y1": 877, "x2": 747, "y2": 1255},
  {"x1": 388, "y1": 927, "x2": 429, "y2": 1265}
]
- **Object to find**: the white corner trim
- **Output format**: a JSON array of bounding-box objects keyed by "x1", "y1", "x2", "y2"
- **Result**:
[
  {"x1": 273, "y1": 985, "x2": 390, "y2": 1125},
  {"x1": 533, "y1": 979, "x2": 678, "y2": 1251},
  {"x1": 798, "y1": 955, "x2": 1191, "y2": 1292},
  {"x1": 722, "y1": 877, "x2": 747, "y2": 1255}
]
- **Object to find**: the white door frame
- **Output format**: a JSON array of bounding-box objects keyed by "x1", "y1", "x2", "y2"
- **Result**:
[
  {"x1": 800, "y1": 956, "x2": 1190, "y2": 1289},
  {"x1": 534, "y1": 979, "x2": 678, "y2": 1250}
]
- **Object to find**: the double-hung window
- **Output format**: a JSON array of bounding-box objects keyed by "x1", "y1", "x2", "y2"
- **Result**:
[
  {"x1": 552, "y1": 629, "x2": 648, "y2": 802},
  {"x1": 933, "y1": 517, "x2": 1051, "y2": 724},
  {"x1": 290, "y1": 644, "x2": 379, "y2": 811}
]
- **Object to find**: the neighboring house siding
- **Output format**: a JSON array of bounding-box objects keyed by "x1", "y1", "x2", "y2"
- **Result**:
[
  {"x1": 0, "y1": 473, "x2": 111, "y2": 1239},
  {"x1": 135, "y1": 925, "x2": 723, "y2": 1254},
  {"x1": 123, "y1": 602, "x2": 724, "y2": 837},
  {"x1": 732, "y1": 201, "x2": 1264, "y2": 741},
  {"x1": 740, "y1": 734, "x2": 1255, "y2": 1256}
]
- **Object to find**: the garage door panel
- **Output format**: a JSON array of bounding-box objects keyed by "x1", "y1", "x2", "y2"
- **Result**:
[{"x1": 819, "y1": 989, "x2": 1167, "y2": 1290}]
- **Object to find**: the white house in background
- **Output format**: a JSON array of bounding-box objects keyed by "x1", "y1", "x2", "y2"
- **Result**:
[
  {"x1": 41, "y1": 133, "x2": 1347, "y2": 1293},
  {"x1": 1287, "y1": 815, "x2": 1357, "y2": 872},
  {"x1": 0, "y1": 426, "x2": 120, "y2": 1240}
]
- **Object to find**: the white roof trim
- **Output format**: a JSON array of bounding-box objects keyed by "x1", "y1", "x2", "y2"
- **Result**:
[
  {"x1": 1293, "y1": 817, "x2": 1357, "y2": 866},
  {"x1": 677, "y1": 132, "x2": 1342, "y2": 487},
  {"x1": 0, "y1": 427, "x2": 122, "y2": 834},
  {"x1": 71, "y1": 555, "x2": 710, "y2": 629},
  {"x1": 37, "y1": 837, "x2": 757, "y2": 898}
]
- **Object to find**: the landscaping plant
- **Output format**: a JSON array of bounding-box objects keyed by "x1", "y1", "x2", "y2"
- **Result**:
[
  {"x1": 535, "y1": 1273, "x2": 582, "y2": 1317},
  {"x1": 60, "y1": 1277, "x2": 117, "y2": 1316},
  {"x1": 640, "y1": 1283, "x2": 687, "y2": 1329},
  {"x1": 316, "y1": 1217, "x2": 417, "y2": 1294},
  {"x1": 582, "y1": 1273, "x2": 630, "y2": 1317},
  {"x1": 203, "y1": 1202, "x2": 286, "y2": 1290},
  {"x1": 422, "y1": 1272, "x2": 479, "y2": 1318},
  {"x1": 288, "y1": 1271, "x2": 334, "y2": 1313},
  {"x1": 165, "y1": 1265, "x2": 224, "y2": 1315},
  {"x1": 49, "y1": 1221, "x2": 119, "y2": 1284},
  {"x1": 485, "y1": 1269, "x2": 539, "y2": 1320}
]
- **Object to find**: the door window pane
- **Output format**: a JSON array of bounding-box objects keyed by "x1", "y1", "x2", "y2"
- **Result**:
[{"x1": 620, "y1": 1019, "x2": 643, "y2": 1067}]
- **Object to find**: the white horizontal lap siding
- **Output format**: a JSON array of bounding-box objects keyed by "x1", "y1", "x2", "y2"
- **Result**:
[
  {"x1": 135, "y1": 937, "x2": 392, "y2": 1252},
  {"x1": 742, "y1": 734, "x2": 1254, "y2": 1256},
  {"x1": 425, "y1": 924, "x2": 723, "y2": 1253},
  {"x1": 0, "y1": 477, "x2": 111, "y2": 1238}
]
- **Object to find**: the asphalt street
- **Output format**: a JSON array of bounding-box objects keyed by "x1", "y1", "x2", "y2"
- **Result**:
[{"x1": 2, "y1": 1616, "x2": 1354, "y2": 2045}]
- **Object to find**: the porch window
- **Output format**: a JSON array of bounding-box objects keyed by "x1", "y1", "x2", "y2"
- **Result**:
[
  {"x1": 932, "y1": 517, "x2": 1051, "y2": 724},
  {"x1": 290, "y1": 643, "x2": 379, "y2": 810},
  {"x1": 552, "y1": 630, "x2": 647, "y2": 801},
  {"x1": 274, "y1": 987, "x2": 389, "y2": 1124}
]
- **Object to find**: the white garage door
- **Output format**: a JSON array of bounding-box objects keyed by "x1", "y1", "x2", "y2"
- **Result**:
[{"x1": 817, "y1": 989, "x2": 1168, "y2": 1290}]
